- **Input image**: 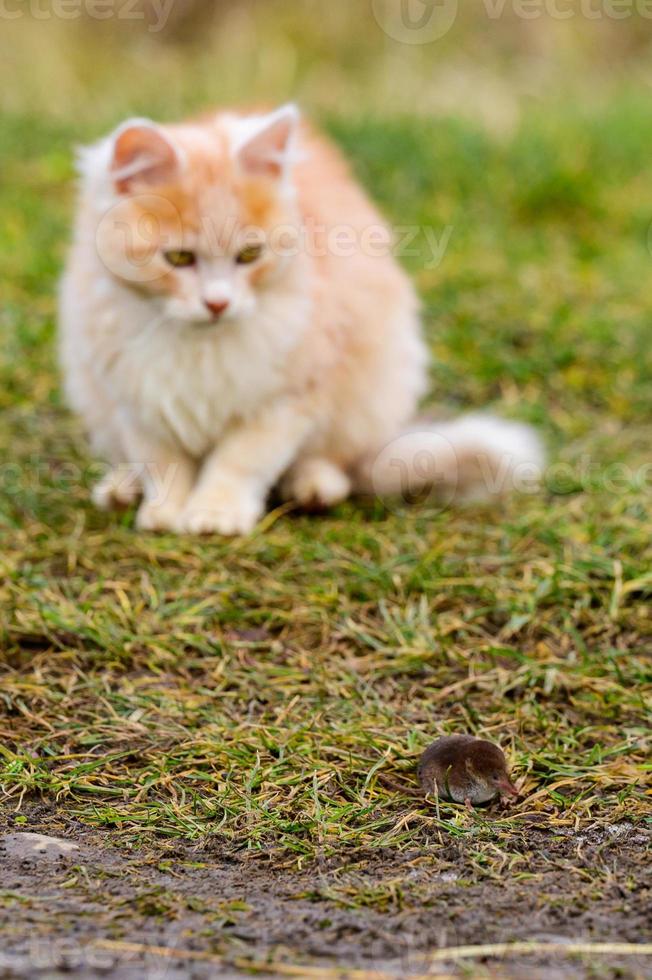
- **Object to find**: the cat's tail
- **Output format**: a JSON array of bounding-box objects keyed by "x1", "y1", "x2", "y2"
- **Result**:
[{"x1": 352, "y1": 414, "x2": 545, "y2": 503}]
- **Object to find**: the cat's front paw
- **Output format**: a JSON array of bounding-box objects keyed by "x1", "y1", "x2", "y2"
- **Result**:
[
  {"x1": 281, "y1": 458, "x2": 351, "y2": 510},
  {"x1": 136, "y1": 499, "x2": 184, "y2": 532},
  {"x1": 175, "y1": 486, "x2": 263, "y2": 537}
]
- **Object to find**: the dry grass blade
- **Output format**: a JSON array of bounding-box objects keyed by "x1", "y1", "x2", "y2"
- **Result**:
[{"x1": 418, "y1": 941, "x2": 652, "y2": 964}]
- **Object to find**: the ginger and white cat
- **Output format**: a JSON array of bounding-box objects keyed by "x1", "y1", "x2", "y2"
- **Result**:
[{"x1": 59, "y1": 104, "x2": 543, "y2": 536}]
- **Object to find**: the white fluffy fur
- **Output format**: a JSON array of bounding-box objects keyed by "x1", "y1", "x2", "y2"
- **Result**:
[{"x1": 355, "y1": 414, "x2": 545, "y2": 501}]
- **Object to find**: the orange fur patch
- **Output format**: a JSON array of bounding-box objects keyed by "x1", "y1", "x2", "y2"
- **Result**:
[{"x1": 112, "y1": 121, "x2": 291, "y2": 299}]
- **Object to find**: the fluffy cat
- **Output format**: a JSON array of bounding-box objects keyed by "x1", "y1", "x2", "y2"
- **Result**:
[{"x1": 59, "y1": 104, "x2": 543, "y2": 535}]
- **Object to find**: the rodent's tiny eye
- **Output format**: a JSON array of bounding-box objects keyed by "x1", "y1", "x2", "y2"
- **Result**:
[
  {"x1": 164, "y1": 250, "x2": 196, "y2": 268},
  {"x1": 236, "y1": 243, "x2": 264, "y2": 265}
]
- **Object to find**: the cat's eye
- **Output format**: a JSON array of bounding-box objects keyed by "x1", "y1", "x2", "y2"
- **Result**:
[
  {"x1": 236, "y1": 243, "x2": 264, "y2": 265},
  {"x1": 164, "y1": 250, "x2": 196, "y2": 268}
]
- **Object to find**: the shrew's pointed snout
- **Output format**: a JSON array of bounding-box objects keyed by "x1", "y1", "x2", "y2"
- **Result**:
[
  {"x1": 205, "y1": 299, "x2": 230, "y2": 318},
  {"x1": 498, "y1": 777, "x2": 519, "y2": 797}
]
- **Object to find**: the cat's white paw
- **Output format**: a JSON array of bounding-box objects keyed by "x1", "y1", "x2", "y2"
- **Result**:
[
  {"x1": 282, "y1": 459, "x2": 351, "y2": 509},
  {"x1": 93, "y1": 467, "x2": 142, "y2": 511},
  {"x1": 136, "y1": 499, "x2": 183, "y2": 532},
  {"x1": 175, "y1": 486, "x2": 263, "y2": 537}
]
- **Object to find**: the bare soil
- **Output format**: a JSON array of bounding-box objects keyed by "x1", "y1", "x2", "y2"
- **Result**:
[{"x1": 0, "y1": 803, "x2": 650, "y2": 979}]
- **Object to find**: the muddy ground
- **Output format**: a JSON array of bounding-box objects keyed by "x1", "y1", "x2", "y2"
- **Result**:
[{"x1": 0, "y1": 803, "x2": 650, "y2": 979}]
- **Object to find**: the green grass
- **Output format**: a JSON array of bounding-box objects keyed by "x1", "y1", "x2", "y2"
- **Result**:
[{"x1": 0, "y1": 97, "x2": 651, "y2": 862}]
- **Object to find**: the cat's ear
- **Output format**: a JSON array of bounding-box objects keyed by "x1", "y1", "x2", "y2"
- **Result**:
[
  {"x1": 109, "y1": 119, "x2": 181, "y2": 193},
  {"x1": 235, "y1": 104, "x2": 300, "y2": 180}
]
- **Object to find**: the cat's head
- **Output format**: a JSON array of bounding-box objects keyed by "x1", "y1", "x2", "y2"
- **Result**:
[{"x1": 88, "y1": 105, "x2": 301, "y2": 325}]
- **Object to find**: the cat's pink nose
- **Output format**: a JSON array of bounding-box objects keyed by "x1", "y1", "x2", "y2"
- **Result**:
[{"x1": 205, "y1": 299, "x2": 230, "y2": 318}]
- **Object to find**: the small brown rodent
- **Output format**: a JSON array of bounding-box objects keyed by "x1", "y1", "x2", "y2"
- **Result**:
[{"x1": 418, "y1": 735, "x2": 518, "y2": 806}]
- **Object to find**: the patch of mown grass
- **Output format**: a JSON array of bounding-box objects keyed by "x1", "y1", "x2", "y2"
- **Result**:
[{"x1": 0, "y1": 98, "x2": 651, "y2": 864}]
